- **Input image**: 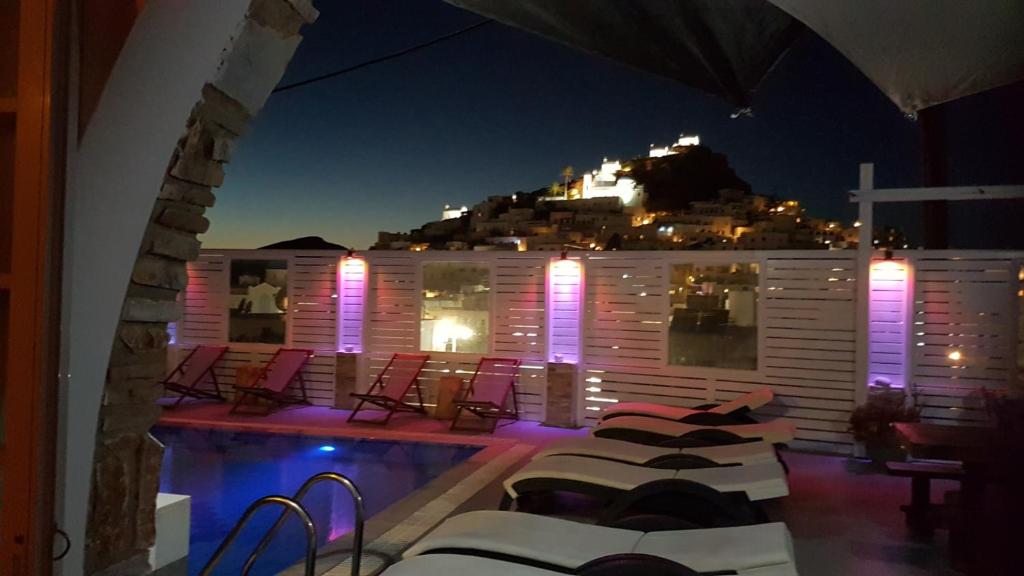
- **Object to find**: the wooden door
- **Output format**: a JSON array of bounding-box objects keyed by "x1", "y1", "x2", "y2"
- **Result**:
[{"x1": 1, "y1": 0, "x2": 63, "y2": 574}]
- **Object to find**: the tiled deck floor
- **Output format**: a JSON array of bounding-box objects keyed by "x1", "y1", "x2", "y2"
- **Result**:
[{"x1": 158, "y1": 403, "x2": 960, "y2": 576}]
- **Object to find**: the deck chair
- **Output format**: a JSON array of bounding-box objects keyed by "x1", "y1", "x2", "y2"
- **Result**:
[
  {"x1": 593, "y1": 415, "x2": 796, "y2": 447},
  {"x1": 451, "y1": 357, "x2": 521, "y2": 432},
  {"x1": 500, "y1": 455, "x2": 787, "y2": 526},
  {"x1": 600, "y1": 388, "x2": 773, "y2": 424},
  {"x1": 533, "y1": 436, "x2": 780, "y2": 469},
  {"x1": 348, "y1": 353, "x2": 430, "y2": 424},
  {"x1": 402, "y1": 511, "x2": 799, "y2": 576},
  {"x1": 230, "y1": 348, "x2": 314, "y2": 414},
  {"x1": 162, "y1": 345, "x2": 229, "y2": 408}
]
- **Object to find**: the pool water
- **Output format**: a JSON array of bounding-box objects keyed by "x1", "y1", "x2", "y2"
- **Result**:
[{"x1": 153, "y1": 426, "x2": 481, "y2": 575}]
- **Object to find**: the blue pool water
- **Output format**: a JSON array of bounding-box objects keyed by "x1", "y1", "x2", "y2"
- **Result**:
[{"x1": 152, "y1": 426, "x2": 481, "y2": 575}]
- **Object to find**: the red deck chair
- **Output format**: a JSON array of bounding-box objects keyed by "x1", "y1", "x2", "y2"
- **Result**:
[
  {"x1": 348, "y1": 353, "x2": 430, "y2": 424},
  {"x1": 162, "y1": 345, "x2": 229, "y2": 408},
  {"x1": 451, "y1": 357, "x2": 521, "y2": 433},
  {"x1": 231, "y1": 348, "x2": 314, "y2": 414}
]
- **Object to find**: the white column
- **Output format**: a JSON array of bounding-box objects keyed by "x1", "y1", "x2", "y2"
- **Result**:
[{"x1": 853, "y1": 163, "x2": 874, "y2": 408}]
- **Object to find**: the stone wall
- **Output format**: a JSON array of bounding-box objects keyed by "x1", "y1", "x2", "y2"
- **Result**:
[
  {"x1": 84, "y1": 1, "x2": 318, "y2": 573},
  {"x1": 544, "y1": 363, "x2": 580, "y2": 428}
]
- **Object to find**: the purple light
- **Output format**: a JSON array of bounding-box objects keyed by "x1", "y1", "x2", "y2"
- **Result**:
[
  {"x1": 547, "y1": 257, "x2": 583, "y2": 364},
  {"x1": 337, "y1": 257, "x2": 367, "y2": 353},
  {"x1": 868, "y1": 260, "x2": 909, "y2": 389}
]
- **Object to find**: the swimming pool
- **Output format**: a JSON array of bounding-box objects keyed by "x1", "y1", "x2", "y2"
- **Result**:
[{"x1": 153, "y1": 426, "x2": 481, "y2": 575}]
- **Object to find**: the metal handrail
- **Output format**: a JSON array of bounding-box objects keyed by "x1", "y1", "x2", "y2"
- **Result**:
[
  {"x1": 199, "y1": 495, "x2": 317, "y2": 576},
  {"x1": 242, "y1": 472, "x2": 366, "y2": 576}
]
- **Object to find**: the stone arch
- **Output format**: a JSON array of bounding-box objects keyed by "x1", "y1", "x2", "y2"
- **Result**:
[{"x1": 83, "y1": 1, "x2": 318, "y2": 573}]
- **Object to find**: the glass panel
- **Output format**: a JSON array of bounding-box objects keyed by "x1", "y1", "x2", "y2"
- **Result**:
[
  {"x1": 669, "y1": 262, "x2": 759, "y2": 370},
  {"x1": 420, "y1": 262, "x2": 490, "y2": 353},
  {"x1": 228, "y1": 259, "x2": 288, "y2": 344}
]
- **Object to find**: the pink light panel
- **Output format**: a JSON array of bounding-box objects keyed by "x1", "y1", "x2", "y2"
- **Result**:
[
  {"x1": 337, "y1": 257, "x2": 367, "y2": 353},
  {"x1": 547, "y1": 258, "x2": 583, "y2": 363},
  {"x1": 868, "y1": 260, "x2": 909, "y2": 388}
]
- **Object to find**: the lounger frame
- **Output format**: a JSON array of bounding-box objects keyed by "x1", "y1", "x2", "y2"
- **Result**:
[
  {"x1": 230, "y1": 348, "x2": 314, "y2": 414},
  {"x1": 348, "y1": 353, "x2": 430, "y2": 424},
  {"x1": 162, "y1": 345, "x2": 229, "y2": 408},
  {"x1": 500, "y1": 476, "x2": 767, "y2": 528},
  {"x1": 593, "y1": 425, "x2": 761, "y2": 448}
]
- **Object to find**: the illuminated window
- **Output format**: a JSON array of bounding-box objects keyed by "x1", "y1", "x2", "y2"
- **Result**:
[
  {"x1": 229, "y1": 259, "x2": 288, "y2": 344},
  {"x1": 420, "y1": 262, "x2": 490, "y2": 353},
  {"x1": 668, "y1": 263, "x2": 758, "y2": 370}
]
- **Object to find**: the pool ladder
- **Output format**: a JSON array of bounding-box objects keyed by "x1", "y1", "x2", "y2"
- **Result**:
[{"x1": 199, "y1": 472, "x2": 365, "y2": 576}]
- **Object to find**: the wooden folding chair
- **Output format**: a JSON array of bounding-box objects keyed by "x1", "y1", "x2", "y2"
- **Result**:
[
  {"x1": 230, "y1": 348, "x2": 314, "y2": 414},
  {"x1": 162, "y1": 345, "x2": 229, "y2": 408},
  {"x1": 348, "y1": 353, "x2": 430, "y2": 424},
  {"x1": 451, "y1": 357, "x2": 521, "y2": 433}
]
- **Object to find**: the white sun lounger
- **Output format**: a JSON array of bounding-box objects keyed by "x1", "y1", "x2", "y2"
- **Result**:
[
  {"x1": 534, "y1": 437, "x2": 779, "y2": 468},
  {"x1": 594, "y1": 415, "x2": 796, "y2": 446},
  {"x1": 383, "y1": 554, "x2": 798, "y2": 576},
  {"x1": 600, "y1": 388, "x2": 774, "y2": 423},
  {"x1": 500, "y1": 455, "x2": 787, "y2": 526},
  {"x1": 403, "y1": 510, "x2": 799, "y2": 575},
  {"x1": 505, "y1": 455, "x2": 788, "y2": 502}
]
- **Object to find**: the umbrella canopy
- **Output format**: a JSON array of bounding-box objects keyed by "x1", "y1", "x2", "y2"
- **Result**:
[{"x1": 446, "y1": 0, "x2": 1024, "y2": 114}]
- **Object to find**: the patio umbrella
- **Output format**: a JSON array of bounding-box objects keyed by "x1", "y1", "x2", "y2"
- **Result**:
[{"x1": 445, "y1": 0, "x2": 1024, "y2": 115}]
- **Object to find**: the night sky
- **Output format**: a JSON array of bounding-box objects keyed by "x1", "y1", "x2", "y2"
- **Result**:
[{"x1": 201, "y1": 0, "x2": 1024, "y2": 250}]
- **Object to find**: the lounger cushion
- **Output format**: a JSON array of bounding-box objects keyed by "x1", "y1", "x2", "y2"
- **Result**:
[
  {"x1": 383, "y1": 554, "x2": 800, "y2": 576},
  {"x1": 383, "y1": 554, "x2": 557, "y2": 576},
  {"x1": 595, "y1": 416, "x2": 796, "y2": 444},
  {"x1": 404, "y1": 511, "x2": 797, "y2": 574},
  {"x1": 504, "y1": 455, "x2": 789, "y2": 501},
  {"x1": 405, "y1": 511, "x2": 637, "y2": 567},
  {"x1": 604, "y1": 401, "x2": 706, "y2": 421},
  {"x1": 637, "y1": 522, "x2": 794, "y2": 572},
  {"x1": 534, "y1": 437, "x2": 778, "y2": 466},
  {"x1": 601, "y1": 388, "x2": 773, "y2": 421},
  {"x1": 708, "y1": 388, "x2": 773, "y2": 415}
]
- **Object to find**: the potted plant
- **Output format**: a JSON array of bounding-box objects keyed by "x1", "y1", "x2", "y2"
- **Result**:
[{"x1": 849, "y1": 384, "x2": 921, "y2": 462}]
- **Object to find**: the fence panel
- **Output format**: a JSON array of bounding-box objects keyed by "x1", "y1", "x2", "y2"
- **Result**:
[
  {"x1": 579, "y1": 253, "x2": 858, "y2": 453},
  {"x1": 910, "y1": 255, "x2": 1021, "y2": 424}
]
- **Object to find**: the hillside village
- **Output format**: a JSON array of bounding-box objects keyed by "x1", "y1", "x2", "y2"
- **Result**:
[{"x1": 374, "y1": 134, "x2": 893, "y2": 252}]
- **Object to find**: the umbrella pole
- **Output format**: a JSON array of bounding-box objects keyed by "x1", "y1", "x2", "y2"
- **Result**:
[{"x1": 919, "y1": 106, "x2": 949, "y2": 249}]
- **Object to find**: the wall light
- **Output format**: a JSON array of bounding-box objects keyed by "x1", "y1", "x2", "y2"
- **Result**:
[
  {"x1": 547, "y1": 256, "x2": 583, "y2": 364},
  {"x1": 948, "y1": 350, "x2": 963, "y2": 362},
  {"x1": 337, "y1": 254, "x2": 367, "y2": 353},
  {"x1": 868, "y1": 259, "x2": 909, "y2": 389}
]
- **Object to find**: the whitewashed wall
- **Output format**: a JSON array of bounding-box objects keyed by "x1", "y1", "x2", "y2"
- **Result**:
[
  {"x1": 178, "y1": 248, "x2": 1024, "y2": 454},
  {"x1": 360, "y1": 251, "x2": 548, "y2": 420},
  {"x1": 178, "y1": 250, "x2": 341, "y2": 405}
]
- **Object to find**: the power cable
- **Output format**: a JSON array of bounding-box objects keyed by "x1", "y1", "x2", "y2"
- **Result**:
[{"x1": 272, "y1": 19, "x2": 494, "y2": 94}]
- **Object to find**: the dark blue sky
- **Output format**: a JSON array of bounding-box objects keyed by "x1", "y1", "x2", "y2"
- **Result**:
[{"x1": 202, "y1": 0, "x2": 1023, "y2": 250}]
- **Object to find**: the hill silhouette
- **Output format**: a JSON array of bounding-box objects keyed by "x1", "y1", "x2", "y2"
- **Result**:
[
  {"x1": 259, "y1": 236, "x2": 347, "y2": 250},
  {"x1": 624, "y1": 145, "x2": 751, "y2": 212}
]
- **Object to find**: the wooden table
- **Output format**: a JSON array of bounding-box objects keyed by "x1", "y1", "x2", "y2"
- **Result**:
[
  {"x1": 894, "y1": 422, "x2": 995, "y2": 463},
  {"x1": 894, "y1": 422, "x2": 997, "y2": 574}
]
